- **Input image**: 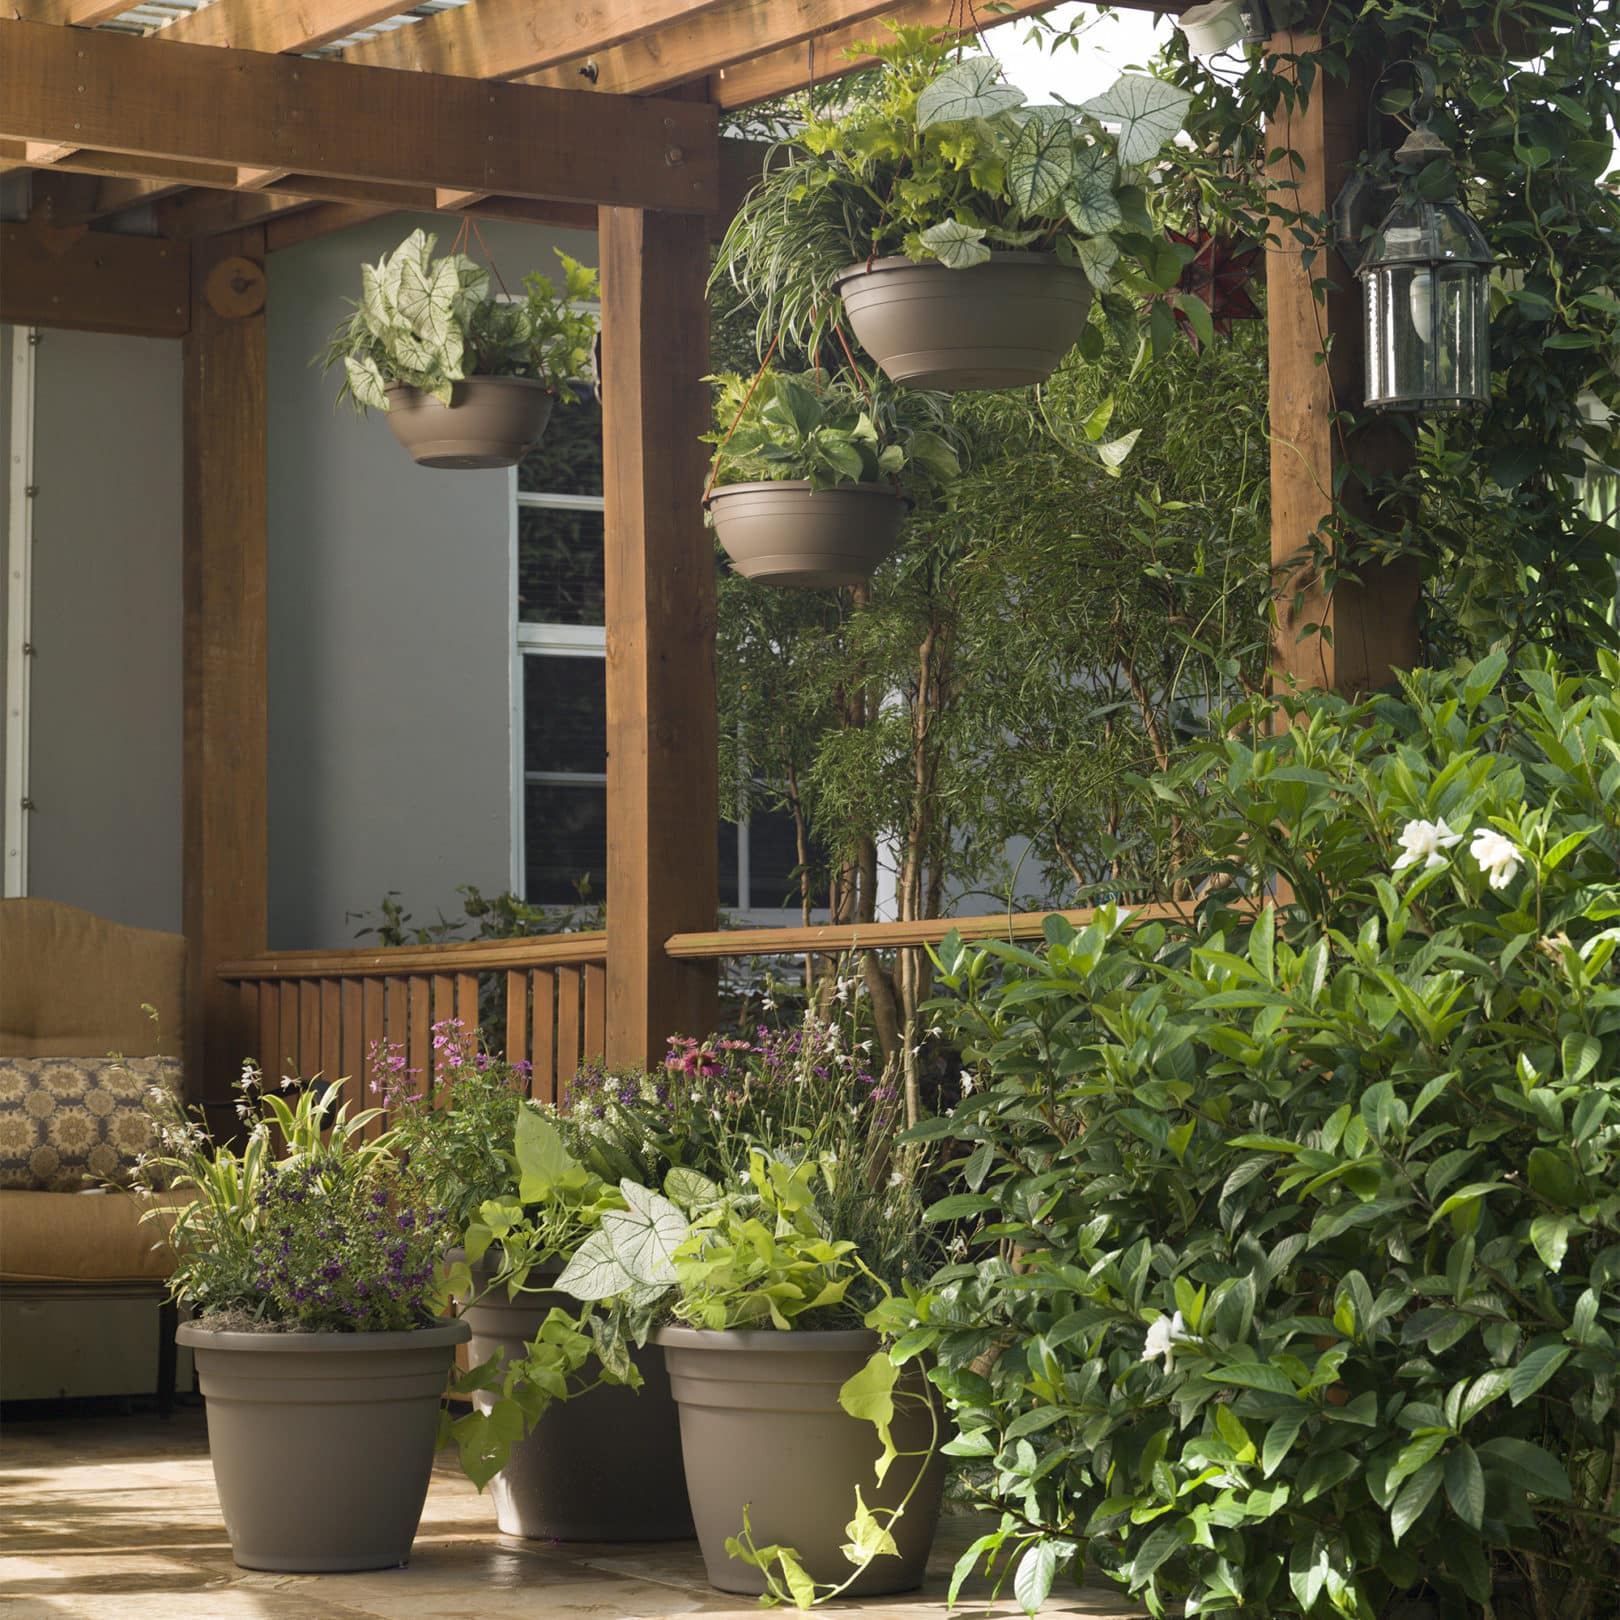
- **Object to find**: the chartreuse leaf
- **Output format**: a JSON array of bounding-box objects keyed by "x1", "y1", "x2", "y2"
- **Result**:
[
  {"x1": 514, "y1": 1104, "x2": 575, "y2": 1203},
  {"x1": 839, "y1": 1353, "x2": 900, "y2": 1483},
  {"x1": 841, "y1": 1485, "x2": 900, "y2": 1566}
]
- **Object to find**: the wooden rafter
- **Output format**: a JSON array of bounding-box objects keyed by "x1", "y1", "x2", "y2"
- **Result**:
[
  {"x1": 157, "y1": 0, "x2": 412, "y2": 55},
  {"x1": 8, "y1": 0, "x2": 129, "y2": 23},
  {"x1": 0, "y1": 19, "x2": 719, "y2": 213},
  {"x1": 342, "y1": 0, "x2": 732, "y2": 80}
]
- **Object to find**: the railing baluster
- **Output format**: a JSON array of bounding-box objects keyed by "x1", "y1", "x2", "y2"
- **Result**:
[
  {"x1": 278, "y1": 982, "x2": 300, "y2": 1085},
  {"x1": 531, "y1": 969, "x2": 555, "y2": 1104},
  {"x1": 408, "y1": 976, "x2": 431, "y2": 1100},
  {"x1": 556, "y1": 965, "x2": 582, "y2": 1099},
  {"x1": 584, "y1": 963, "x2": 605, "y2": 1062},
  {"x1": 340, "y1": 978, "x2": 363, "y2": 1119},
  {"x1": 362, "y1": 978, "x2": 386, "y2": 1133},
  {"x1": 255, "y1": 982, "x2": 279, "y2": 1087},
  {"x1": 505, "y1": 969, "x2": 528, "y2": 1069},
  {"x1": 454, "y1": 972, "x2": 479, "y2": 1040},
  {"x1": 320, "y1": 979, "x2": 342, "y2": 1097}
]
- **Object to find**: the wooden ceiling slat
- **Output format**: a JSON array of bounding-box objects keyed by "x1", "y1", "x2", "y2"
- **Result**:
[
  {"x1": 8, "y1": 0, "x2": 133, "y2": 24},
  {"x1": 157, "y1": 0, "x2": 418, "y2": 56},
  {"x1": 0, "y1": 19, "x2": 718, "y2": 213},
  {"x1": 342, "y1": 0, "x2": 732, "y2": 80}
]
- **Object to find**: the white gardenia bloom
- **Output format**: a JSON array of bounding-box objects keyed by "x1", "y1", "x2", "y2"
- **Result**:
[
  {"x1": 1470, "y1": 827, "x2": 1522, "y2": 891},
  {"x1": 1143, "y1": 1310, "x2": 1190, "y2": 1374},
  {"x1": 1393, "y1": 817, "x2": 1463, "y2": 873}
]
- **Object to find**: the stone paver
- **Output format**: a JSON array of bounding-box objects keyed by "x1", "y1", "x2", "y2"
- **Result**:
[{"x1": 0, "y1": 1406, "x2": 1143, "y2": 1619}]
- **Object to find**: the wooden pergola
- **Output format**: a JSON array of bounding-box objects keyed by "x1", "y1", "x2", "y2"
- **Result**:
[{"x1": 0, "y1": 0, "x2": 1416, "y2": 1111}]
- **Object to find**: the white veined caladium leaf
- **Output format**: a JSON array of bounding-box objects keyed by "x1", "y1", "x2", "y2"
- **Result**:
[
  {"x1": 1079, "y1": 74, "x2": 1192, "y2": 167},
  {"x1": 1064, "y1": 145, "x2": 1124, "y2": 235},
  {"x1": 553, "y1": 1226, "x2": 635, "y2": 1301},
  {"x1": 344, "y1": 355, "x2": 389, "y2": 412},
  {"x1": 1007, "y1": 110, "x2": 1075, "y2": 215},
  {"x1": 391, "y1": 328, "x2": 437, "y2": 376},
  {"x1": 916, "y1": 56, "x2": 1026, "y2": 129},
  {"x1": 603, "y1": 1180, "x2": 687, "y2": 1286},
  {"x1": 1075, "y1": 232, "x2": 1121, "y2": 290},
  {"x1": 920, "y1": 218, "x2": 992, "y2": 269}
]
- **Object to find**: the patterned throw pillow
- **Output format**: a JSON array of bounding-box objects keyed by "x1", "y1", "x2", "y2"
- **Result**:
[{"x1": 0, "y1": 1056, "x2": 181, "y2": 1191}]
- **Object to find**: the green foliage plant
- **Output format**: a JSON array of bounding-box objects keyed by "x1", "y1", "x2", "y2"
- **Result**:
[
  {"x1": 715, "y1": 26, "x2": 1195, "y2": 356},
  {"x1": 706, "y1": 368, "x2": 961, "y2": 493},
  {"x1": 887, "y1": 653, "x2": 1620, "y2": 1618},
  {"x1": 320, "y1": 228, "x2": 599, "y2": 414}
]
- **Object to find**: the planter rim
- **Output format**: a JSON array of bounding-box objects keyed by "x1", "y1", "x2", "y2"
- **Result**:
[
  {"x1": 834, "y1": 250, "x2": 1068, "y2": 287},
  {"x1": 384, "y1": 375, "x2": 550, "y2": 397},
  {"x1": 654, "y1": 1324, "x2": 880, "y2": 1353},
  {"x1": 178, "y1": 1317, "x2": 470, "y2": 1352},
  {"x1": 705, "y1": 479, "x2": 908, "y2": 510}
]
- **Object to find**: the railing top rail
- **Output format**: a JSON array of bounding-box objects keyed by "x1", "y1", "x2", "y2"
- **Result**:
[
  {"x1": 663, "y1": 901, "x2": 1196, "y2": 960},
  {"x1": 218, "y1": 931, "x2": 609, "y2": 981}
]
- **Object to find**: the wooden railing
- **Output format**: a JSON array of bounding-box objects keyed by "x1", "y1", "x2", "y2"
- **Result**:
[{"x1": 217, "y1": 933, "x2": 608, "y2": 1113}]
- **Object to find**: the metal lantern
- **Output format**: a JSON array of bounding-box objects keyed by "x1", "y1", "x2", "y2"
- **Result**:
[{"x1": 1356, "y1": 124, "x2": 1494, "y2": 413}]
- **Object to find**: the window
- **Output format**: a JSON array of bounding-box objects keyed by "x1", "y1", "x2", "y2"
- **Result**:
[{"x1": 511, "y1": 383, "x2": 816, "y2": 917}]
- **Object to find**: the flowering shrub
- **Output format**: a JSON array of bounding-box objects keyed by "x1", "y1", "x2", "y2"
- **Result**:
[{"x1": 888, "y1": 654, "x2": 1620, "y2": 1619}]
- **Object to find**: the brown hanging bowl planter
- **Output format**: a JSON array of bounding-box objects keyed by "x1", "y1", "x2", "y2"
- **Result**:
[
  {"x1": 832, "y1": 251, "x2": 1093, "y2": 392},
  {"x1": 706, "y1": 480, "x2": 907, "y2": 589},
  {"x1": 384, "y1": 376, "x2": 553, "y2": 470}
]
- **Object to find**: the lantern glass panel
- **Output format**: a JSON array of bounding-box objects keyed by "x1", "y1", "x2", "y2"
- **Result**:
[{"x1": 1360, "y1": 196, "x2": 1492, "y2": 411}]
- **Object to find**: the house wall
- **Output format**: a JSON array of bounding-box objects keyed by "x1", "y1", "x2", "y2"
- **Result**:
[
  {"x1": 265, "y1": 213, "x2": 597, "y2": 951},
  {"x1": 12, "y1": 326, "x2": 183, "y2": 933}
]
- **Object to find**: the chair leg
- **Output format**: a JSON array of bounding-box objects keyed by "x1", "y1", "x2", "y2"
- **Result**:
[{"x1": 157, "y1": 1297, "x2": 179, "y2": 1416}]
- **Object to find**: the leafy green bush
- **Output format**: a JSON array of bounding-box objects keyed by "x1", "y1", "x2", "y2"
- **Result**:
[{"x1": 886, "y1": 653, "x2": 1620, "y2": 1618}]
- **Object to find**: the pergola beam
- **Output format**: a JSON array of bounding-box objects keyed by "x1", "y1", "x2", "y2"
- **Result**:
[
  {"x1": 0, "y1": 19, "x2": 719, "y2": 213},
  {"x1": 343, "y1": 0, "x2": 733, "y2": 81},
  {"x1": 0, "y1": 221, "x2": 189, "y2": 337}
]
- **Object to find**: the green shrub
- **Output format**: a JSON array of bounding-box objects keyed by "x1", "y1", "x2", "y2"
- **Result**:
[{"x1": 886, "y1": 653, "x2": 1620, "y2": 1618}]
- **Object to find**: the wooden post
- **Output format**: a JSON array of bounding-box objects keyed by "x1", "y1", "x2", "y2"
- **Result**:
[
  {"x1": 599, "y1": 205, "x2": 719, "y2": 1063},
  {"x1": 1267, "y1": 33, "x2": 1418, "y2": 696},
  {"x1": 182, "y1": 229, "x2": 268, "y2": 1116}
]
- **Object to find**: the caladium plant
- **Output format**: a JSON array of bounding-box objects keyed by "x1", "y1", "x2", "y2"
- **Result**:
[{"x1": 319, "y1": 228, "x2": 599, "y2": 413}]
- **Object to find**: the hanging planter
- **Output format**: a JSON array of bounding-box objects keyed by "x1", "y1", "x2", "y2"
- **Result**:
[
  {"x1": 319, "y1": 228, "x2": 599, "y2": 471},
  {"x1": 832, "y1": 252, "x2": 1093, "y2": 391},
  {"x1": 707, "y1": 480, "x2": 908, "y2": 588},
  {"x1": 714, "y1": 38, "x2": 1192, "y2": 394},
  {"x1": 383, "y1": 377, "x2": 553, "y2": 470},
  {"x1": 703, "y1": 369, "x2": 957, "y2": 589},
  {"x1": 453, "y1": 1253, "x2": 692, "y2": 1540}
]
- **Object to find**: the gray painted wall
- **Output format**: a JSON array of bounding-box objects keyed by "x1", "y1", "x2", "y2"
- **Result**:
[
  {"x1": 266, "y1": 213, "x2": 596, "y2": 950},
  {"x1": 24, "y1": 328, "x2": 183, "y2": 932}
]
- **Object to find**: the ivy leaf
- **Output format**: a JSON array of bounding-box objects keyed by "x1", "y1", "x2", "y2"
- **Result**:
[
  {"x1": 1007, "y1": 112, "x2": 1074, "y2": 214},
  {"x1": 917, "y1": 57, "x2": 1026, "y2": 129},
  {"x1": 1064, "y1": 145, "x2": 1123, "y2": 235},
  {"x1": 1080, "y1": 74, "x2": 1192, "y2": 166},
  {"x1": 920, "y1": 219, "x2": 992, "y2": 269}
]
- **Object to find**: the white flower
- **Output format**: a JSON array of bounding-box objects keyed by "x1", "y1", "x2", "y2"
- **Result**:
[
  {"x1": 959, "y1": 1070, "x2": 975, "y2": 1096},
  {"x1": 1470, "y1": 827, "x2": 1521, "y2": 891},
  {"x1": 835, "y1": 979, "x2": 851, "y2": 1004},
  {"x1": 762, "y1": 996, "x2": 777, "y2": 1012},
  {"x1": 1393, "y1": 817, "x2": 1462, "y2": 873},
  {"x1": 1143, "y1": 1310, "x2": 1191, "y2": 1374}
]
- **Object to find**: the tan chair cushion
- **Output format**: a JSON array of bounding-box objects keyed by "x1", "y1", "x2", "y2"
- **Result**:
[
  {"x1": 0, "y1": 1189, "x2": 184, "y2": 1285},
  {"x1": 0, "y1": 899, "x2": 184, "y2": 1059}
]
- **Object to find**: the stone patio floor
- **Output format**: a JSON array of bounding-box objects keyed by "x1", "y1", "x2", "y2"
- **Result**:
[{"x1": 0, "y1": 1403, "x2": 1143, "y2": 1620}]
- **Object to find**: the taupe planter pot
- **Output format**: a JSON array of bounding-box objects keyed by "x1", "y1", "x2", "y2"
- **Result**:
[
  {"x1": 707, "y1": 481, "x2": 907, "y2": 589},
  {"x1": 656, "y1": 1325, "x2": 945, "y2": 1598},
  {"x1": 832, "y1": 252, "x2": 1094, "y2": 392},
  {"x1": 384, "y1": 376, "x2": 553, "y2": 469},
  {"x1": 457, "y1": 1258, "x2": 693, "y2": 1540},
  {"x1": 177, "y1": 1317, "x2": 470, "y2": 1573}
]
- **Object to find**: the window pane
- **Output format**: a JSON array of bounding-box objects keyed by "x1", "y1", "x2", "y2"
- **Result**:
[
  {"x1": 524, "y1": 655, "x2": 605, "y2": 775},
  {"x1": 748, "y1": 806, "x2": 811, "y2": 911},
  {"x1": 518, "y1": 393, "x2": 603, "y2": 497},
  {"x1": 518, "y1": 506, "x2": 605, "y2": 627},
  {"x1": 525, "y1": 782, "x2": 606, "y2": 906},
  {"x1": 718, "y1": 819, "x2": 739, "y2": 910}
]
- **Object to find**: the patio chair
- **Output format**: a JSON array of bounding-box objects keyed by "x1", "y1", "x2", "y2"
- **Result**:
[{"x1": 0, "y1": 898, "x2": 184, "y2": 1404}]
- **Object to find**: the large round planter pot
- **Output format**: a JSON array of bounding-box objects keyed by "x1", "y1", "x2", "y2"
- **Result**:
[
  {"x1": 384, "y1": 376, "x2": 553, "y2": 469},
  {"x1": 832, "y1": 252, "x2": 1093, "y2": 392},
  {"x1": 455, "y1": 1257, "x2": 693, "y2": 1540},
  {"x1": 177, "y1": 1317, "x2": 470, "y2": 1573},
  {"x1": 656, "y1": 1325, "x2": 945, "y2": 1598},
  {"x1": 707, "y1": 481, "x2": 907, "y2": 589}
]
